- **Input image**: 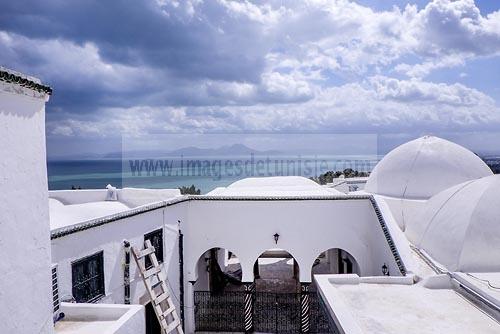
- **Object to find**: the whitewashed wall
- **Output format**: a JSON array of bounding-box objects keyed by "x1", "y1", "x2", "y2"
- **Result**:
[
  {"x1": 181, "y1": 198, "x2": 403, "y2": 333},
  {"x1": 183, "y1": 199, "x2": 400, "y2": 282},
  {"x1": 0, "y1": 83, "x2": 54, "y2": 334},
  {"x1": 51, "y1": 202, "x2": 188, "y2": 312},
  {"x1": 379, "y1": 196, "x2": 427, "y2": 231},
  {"x1": 50, "y1": 196, "x2": 409, "y2": 334}
]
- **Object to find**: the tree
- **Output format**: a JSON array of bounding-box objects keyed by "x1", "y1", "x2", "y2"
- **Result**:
[
  {"x1": 179, "y1": 184, "x2": 201, "y2": 195},
  {"x1": 310, "y1": 169, "x2": 370, "y2": 185}
]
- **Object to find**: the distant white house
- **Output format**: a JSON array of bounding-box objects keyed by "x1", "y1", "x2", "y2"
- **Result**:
[{"x1": 2, "y1": 68, "x2": 500, "y2": 334}]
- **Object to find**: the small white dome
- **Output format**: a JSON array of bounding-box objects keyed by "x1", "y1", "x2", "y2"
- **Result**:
[
  {"x1": 365, "y1": 136, "x2": 492, "y2": 200},
  {"x1": 410, "y1": 175, "x2": 500, "y2": 272},
  {"x1": 228, "y1": 176, "x2": 320, "y2": 189},
  {"x1": 207, "y1": 176, "x2": 344, "y2": 196}
]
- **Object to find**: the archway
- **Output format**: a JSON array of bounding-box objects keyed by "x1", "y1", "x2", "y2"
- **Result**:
[
  {"x1": 194, "y1": 247, "x2": 243, "y2": 293},
  {"x1": 311, "y1": 248, "x2": 359, "y2": 283},
  {"x1": 253, "y1": 249, "x2": 300, "y2": 293}
]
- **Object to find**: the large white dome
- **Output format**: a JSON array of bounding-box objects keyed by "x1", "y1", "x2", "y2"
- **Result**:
[
  {"x1": 409, "y1": 175, "x2": 500, "y2": 272},
  {"x1": 365, "y1": 136, "x2": 492, "y2": 200}
]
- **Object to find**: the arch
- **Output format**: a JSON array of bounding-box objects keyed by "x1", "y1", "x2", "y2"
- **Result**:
[
  {"x1": 310, "y1": 248, "x2": 360, "y2": 282},
  {"x1": 298, "y1": 239, "x2": 369, "y2": 282},
  {"x1": 252, "y1": 248, "x2": 301, "y2": 293},
  {"x1": 193, "y1": 247, "x2": 243, "y2": 293}
]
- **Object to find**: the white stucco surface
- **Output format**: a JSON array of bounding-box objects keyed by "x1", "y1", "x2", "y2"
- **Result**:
[
  {"x1": 374, "y1": 195, "x2": 427, "y2": 231},
  {"x1": 372, "y1": 196, "x2": 417, "y2": 275},
  {"x1": 207, "y1": 176, "x2": 344, "y2": 196},
  {"x1": 49, "y1": 188, "x2": 181, "y2": 229},
  {"x1": 365, "y1": 135, "x2": 492, "y2": 200},
  {"x1": 54, "y1": 303, "x2": 145, "y2": 334},
  {"x1": 49, "y1": 199, "x2": 131, "y2": 229},
  {"x1": 50, "y1": 188, "x2": 181, "y2": 206},
  {"x1": 0, "y1": 80, "x2": 54, "y2": 334},
  {"x1": 410, "y1": 175, "x2": 500, "y2": 272},
  {"x1": 184, "y1": 198, "x2": 403, "y2": 283},
  {"x1": 315, "y1": 275, "x2": 500, "y2": 334},
  {"x1": 119, "y1": 187, "x2": 181, "y2": 207}
]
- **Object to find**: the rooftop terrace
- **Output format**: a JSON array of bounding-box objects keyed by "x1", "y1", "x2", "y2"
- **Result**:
[{"x1": 315, "y1": 274, "x2": 500, "y2": 334}]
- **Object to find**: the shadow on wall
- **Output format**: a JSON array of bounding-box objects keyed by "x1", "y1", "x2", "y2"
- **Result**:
[{"x1": 194, "y1": 247, "x2": 243, "y2": 293}]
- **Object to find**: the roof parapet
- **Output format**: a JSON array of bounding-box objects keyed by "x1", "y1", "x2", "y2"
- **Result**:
[{"x1": 0, "y1": 67, "x2": 52, "y2": 95}]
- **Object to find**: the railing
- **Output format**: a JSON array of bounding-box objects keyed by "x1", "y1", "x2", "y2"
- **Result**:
[
  {"x1": 194, "y1": 291, "x2": 246, "y2": 332},
  {"x1": 193, "y1": 290, "x2": 336, "y2": 333},
  {"x1": 253, "y1": 292, "x2": 301, "y2": 333}
]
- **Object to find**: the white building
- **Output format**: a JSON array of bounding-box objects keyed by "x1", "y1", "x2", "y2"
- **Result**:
[{"x1": 1, "y1": 69, "x2": 500, "y2": 334}]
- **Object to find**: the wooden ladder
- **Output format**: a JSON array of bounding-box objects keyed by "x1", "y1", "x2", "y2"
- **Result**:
[{"x1": 132, "y1": 240, "x2": 184, "y2": 334}]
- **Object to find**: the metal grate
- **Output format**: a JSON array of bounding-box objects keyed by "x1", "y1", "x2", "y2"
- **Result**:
[
  {"x1": 309, "y1": 292, "x2": 339, "y2": 334},
  {"x1": 52, "y1": 264, "x2": 60, "y2": 314},
  {"x1": 193, "y1": 290, "x2": 335, "y2": 333},
  {"x1": 71, "y1": 251, "x2": 105, "y2": 303},
  {"x1": 254, "y1": 292, "x2": 302, "y2": 334},
  {"x1": 194, "y1": 291, "x2": 246, "y2": 332}
]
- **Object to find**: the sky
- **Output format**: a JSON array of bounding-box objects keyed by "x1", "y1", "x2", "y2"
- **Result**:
[{"x1": 1, "y1": 0, "x2": 500, "y2": 157}]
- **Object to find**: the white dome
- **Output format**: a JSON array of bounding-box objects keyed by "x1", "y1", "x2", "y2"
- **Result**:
[
  {"x1": 228, "y1": 176, "x2": 320, "y2": 189},
  {"x1": 365, "y1": 136, "x2": 492, "y2": 200},
  {"x1": 409, "y1": 175, "x2": 500, "y2": 272},
  {"x1": 207, "y1": 176, "x2": 344, "y2": 196}
]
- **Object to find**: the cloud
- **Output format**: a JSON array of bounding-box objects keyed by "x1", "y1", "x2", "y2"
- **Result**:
[
  {"x1": 368, "y1": 75, "x2": 495, "y2": 107},
  {"x1": 394, "y1": 55, "x2": 466, "y2": 77},
  {"x1": 47, "y1": 76, "x2": 500, "y2": 138},
  {"x1": 1, "y1": 0, "x2": 500, "y2": 150},
  {"x1": 394, "y1": 0, "x2": 500, "y2": 77},
  {"x1": 412, "y1": 0, "x2": 500, "y2": 57}
]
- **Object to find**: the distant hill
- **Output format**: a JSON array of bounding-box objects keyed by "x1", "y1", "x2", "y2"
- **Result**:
[
  {"x1": 98, "y1": 144, "x2": 281, "y2": 159},
  {"x1": 168, "y1": 143, "x2": 280, "y2": 156}
]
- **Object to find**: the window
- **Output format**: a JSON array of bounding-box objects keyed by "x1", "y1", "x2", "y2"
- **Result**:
[
  {"x1": 72, "y1": 251, "x2": 105, "y2": 303},
  {"x1": 144, "y1": 229, "x2": 163, "y2": 269}
]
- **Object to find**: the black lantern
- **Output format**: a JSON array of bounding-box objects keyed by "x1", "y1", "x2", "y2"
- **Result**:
[
  {"x1": 273, "y1": 233, "x2": 280, "y2": 244},
  {"x1": 382, "y1": 263, "x2": 389, "y2": 276}
]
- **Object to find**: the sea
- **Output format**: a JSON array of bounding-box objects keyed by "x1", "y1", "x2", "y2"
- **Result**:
[{"x1": 47, "y1": 155, "x2": 382, "y2": 194}]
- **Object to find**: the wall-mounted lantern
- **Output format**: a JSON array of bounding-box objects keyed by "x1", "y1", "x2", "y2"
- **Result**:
[
  {"x1": 273, "y1": 233, "x2": 280, "y2": 244},
  {"x1": 382, "y1": 263, "x2": 389, "y2": 276}
]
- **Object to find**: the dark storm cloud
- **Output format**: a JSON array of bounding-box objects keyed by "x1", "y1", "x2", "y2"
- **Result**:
[
  {"x1": 0, "y1": 0, "x2": 278, "y2": 117},
  {"x1": 0, "y1": 0, "x2": 266, "y2": 82}
]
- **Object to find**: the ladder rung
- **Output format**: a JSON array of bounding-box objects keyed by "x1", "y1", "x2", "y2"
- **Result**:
[
  {"x1": 160, "y1": 304, "x2": 175, "y2": 318},
  {"x1": 143, "y1": 266, "x2": 161, "y2": 279},
  {"x1": 135, "y1": 246, "x2": 156, "y2": 259},
  {"x1": 132, "y1": 243, "x2": 184, "y2": 334},
  {"x1": 151, "y1": 280, "x2": 163, "y2": 290},
  {"x1": 155, "y1": 292, "x2": 169, "y2": 305},
  {"x1": 165, "y1": 318, "x2": 180, "y2": 334}
]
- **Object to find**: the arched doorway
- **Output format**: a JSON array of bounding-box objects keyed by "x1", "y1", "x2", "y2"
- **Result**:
[
  {"x1": 253, "y1": 249, "x2": 300, "y2": 293},
  {"x1": 194, "y1": 247, "x2": 243, "y2": 293},
  {"x1": 311, "y1": 248, "x2": 359, "y2": 281}
]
